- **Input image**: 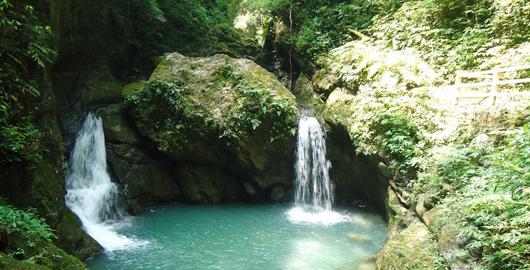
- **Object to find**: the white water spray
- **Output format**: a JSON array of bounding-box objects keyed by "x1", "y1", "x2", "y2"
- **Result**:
[
  {"x1": 65, "y1": 113, "x2": 139, "y2": 251},
  {"x1": 288, "y1": 110, "x2": 347, "y2": 225},
  {"x1": 294, "y1": 114, "x2": 333, "y2": 210}
]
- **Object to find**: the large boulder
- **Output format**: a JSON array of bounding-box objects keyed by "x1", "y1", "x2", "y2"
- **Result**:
[
  {"x1": 124, "y1": 53, "x2": 299, "y2": 203},
  {"x1": 97, "y1": 105, "x2": 180, "y2": 213}
]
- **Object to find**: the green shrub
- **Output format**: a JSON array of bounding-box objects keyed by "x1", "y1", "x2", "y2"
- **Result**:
[
  {"x1": 0, "y1": 202, "x2": 55, "y2": 253},
  {"x1": 227, "y1": 82, "x2": 298, "y2": 141},
  {"x1": 493, "y1": 0, "x2": 530, "y2": 44},
  {"x1": 0, "y1": 122, "x2": 42, "y2": 164},
  {"x1": 465, "y1": 124, "x2": 530, "y2": 270}
]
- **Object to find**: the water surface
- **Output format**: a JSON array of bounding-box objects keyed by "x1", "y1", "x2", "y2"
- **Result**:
[{"x1": 88, "y1": 204, "x2": 386, "y2": 270}]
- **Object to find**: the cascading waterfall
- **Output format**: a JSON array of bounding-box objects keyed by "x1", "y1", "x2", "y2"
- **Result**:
[
  {"x1": 66, "y1": 112, "x2": 138, "y2": 251},
  {"x1": 288, "y1": 110, "x2": 347, "y2": 225},
  {"x1": 294, "y1": 113, "x2": 333, "y2": 211}
]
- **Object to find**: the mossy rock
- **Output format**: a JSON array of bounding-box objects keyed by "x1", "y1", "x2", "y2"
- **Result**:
[
  {"x1": 0, "y1": 253, "x2": 50, "y2": 270},
  {"x1": 376, "y1": 220, "x2": 439, "y2": 270},
  {"x1": 293, "y1": 73, "x2": 326, "y2": 116},
  {"x1": 122, "y1": 81, "x2": 147, "y2": 99},
  {"x1": 97, "y1": 104, "x2": 140, "y2": 145},
  {"x1": 29, "y1": 159, "x2": 100, "y2": 260},
  {"x1": 79, "y1": 65, "x2": 122, "y2": 107},
  {"x1": 323, "y1": 88, "x2": 356, "y2": 128},
  {"x1": 126, "y1": 53, "x2": 298, "y2": 195},
  {"x1": 422, "y1": 204, "x2": 481, "y2": 269},
  {"x1": 4, "y1": 233, "x2": 87, "y2": 270},
  {"x1": 314, "y1": 41, "x2": 437, "y2": 96},
  {"x1": 142, "y1": 53, "x2": 297, "y2": 152}
]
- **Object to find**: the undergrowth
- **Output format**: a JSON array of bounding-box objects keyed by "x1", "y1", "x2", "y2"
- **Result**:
[
  {"x1": 411, "y1": 113, "x2": 530, "y2": 269},
  {"x1": 0, "y1": 201, "x2": 55, "y2": 257}
]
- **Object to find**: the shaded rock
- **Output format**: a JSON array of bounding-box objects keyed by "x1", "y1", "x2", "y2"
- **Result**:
[
  {"x1": 243, "y1": 181, "x2": 258, "y2": 196},
  {"x1": 97, "y1": 104, "x2": 139, "y2": 144},
  {"x1": 54, "y1": 64, "x2": 123, "y2": 148},
  {"x1": 326, "y1": 123, "x2": 388, "y2": 215},
  {"x1": 79, "y1": 64, "x2": 122, "y2": 107},
  {"x1": 96, "y1": 104, "x2": 180, "y2": 213},
  {"x1": 107, "y1": 144, "x2": 179, "y2": 213},
  {"x1": 174, "y1": 164, "x2": 245, "y2": 203},
  {"x1": 53, "y1": 209, "x2": 101, "y2": 260},
  {"x1": 270, "y1": 185, "x2": 288, "y2": 202}
]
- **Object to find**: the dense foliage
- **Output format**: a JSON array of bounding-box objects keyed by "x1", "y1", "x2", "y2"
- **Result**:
[
  {"x1": 0, "y1": 201, "x2": 55, "y2": 255},
  {"x1": 320, "y1": 41, "x2": 437, "y2": 182},
  {"x1": 51, "y1": 0, "x2": 256, "y2": 81},
  {"x1": 246, "y1": 0, "x2": 379, "y2": 61},
  {"x1": 0, "y1": 0, "x2": 53, "y2": 166},
  {"x1": 411, "y1": 116, "x2": 530, "y2": 270},
  {"x1": 246, "y1": 0, "x2": 528, "y2": 76},
  {"x1": 464, "y1": 124, "x2": 530, "y2": 269},
  {"x1": 125, "y1": 80, "x2": 202, "y2": 151},
  {"x1": 370, "y1": 0, "x2": 530, "y2": 76}
]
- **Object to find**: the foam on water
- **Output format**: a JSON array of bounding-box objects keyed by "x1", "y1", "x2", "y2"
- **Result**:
[{"x1": 286, "y1": 207, "x2": 349, "y2": 225}]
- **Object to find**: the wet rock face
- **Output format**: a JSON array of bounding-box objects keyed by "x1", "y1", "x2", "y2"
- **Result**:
[{"x1": 326, "y1": 124, "x2": 388, "y2": 215}]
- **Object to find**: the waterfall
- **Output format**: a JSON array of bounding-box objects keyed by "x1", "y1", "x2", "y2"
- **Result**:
[
  {"x1": 65, "y1": 112, "x2": 138, "y2": 251},
  {"x1": 288, "y1": 110, "x2": 347, "y2": 225},
  {"x1": 294, "y1": 113, "x2": 333, "y2": 211}
]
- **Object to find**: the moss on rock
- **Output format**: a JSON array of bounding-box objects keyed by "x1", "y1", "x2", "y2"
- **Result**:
[
  {"x1": 122, "y1": 81, "x2": 147, "y2": 100},
  {"x1": 128, "y1": 53, "x2": 298, "y2": 154},
  {"x1": 376, "y1": 220, "x2": 440, "y2": 270},
  {"x1": 0, "y1": 253, "x2": 50, "y2": 270},
  {"x1": 80, "y1": 65, "x2": 123, "y2": 107},
  {"x1": 125, "y1": 53, "x2": 299, "y2": 199},
  {"x1": 7, "y1": 234, "x2": 87, "y2": 270},
  {"x1": 292, "y1": 73, "x2": 325, "y2": 115}
]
